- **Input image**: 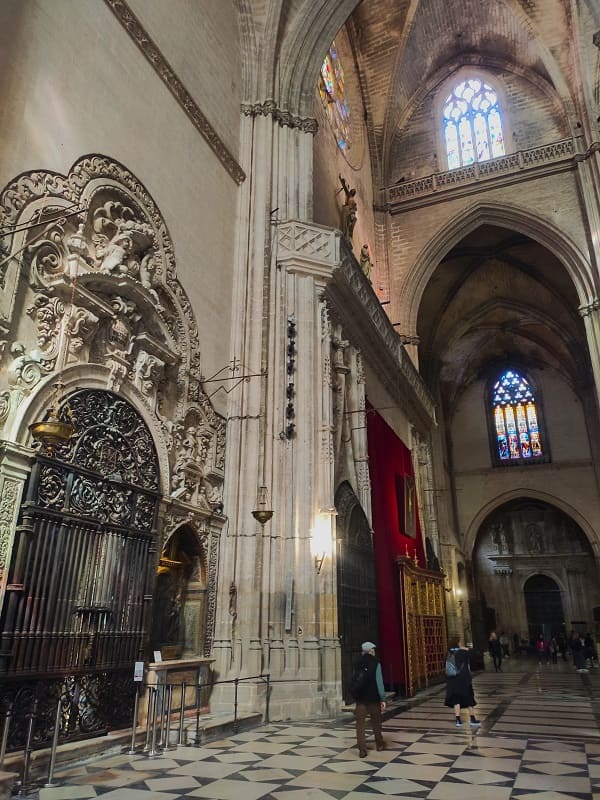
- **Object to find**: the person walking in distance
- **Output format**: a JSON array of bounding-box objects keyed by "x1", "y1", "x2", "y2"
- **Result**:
[
  {"x1": 350, "y1": 641, "x2": 386, "y2": 758},
  {"x1": 445, "y1": 636, "x2": 481, "y2": 727},
  {"x1": 488, "y1": 631, "x2": 502, "y2": 672}
]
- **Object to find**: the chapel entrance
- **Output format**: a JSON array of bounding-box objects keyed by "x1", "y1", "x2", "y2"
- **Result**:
[
  {"x1": 151, "y1": 526, "x2": 208, "y2": 659},
  {"x1": 335, "y1": 482, "x2": 378, "y2": 704},
  {"x1": 524, "y1": 574, "x2": 565, "y2": 642},
  {"x1": 0, "y1": 389, "x2": 160, "y2": 749}
]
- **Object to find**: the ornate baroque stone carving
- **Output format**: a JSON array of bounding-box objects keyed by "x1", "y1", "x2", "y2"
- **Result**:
[
  {"x1": 0, "y1": 478, "x2": 19, "y2": 578},
  {"x1": 0, "y1": 154, "x2": 226, "y2": 503},
  {"x1": 241, "y1": 100, "x2": 318, "y2": 135},
  {"x1": 103, "y1": 0, "x2": 245, "y2": 185}
]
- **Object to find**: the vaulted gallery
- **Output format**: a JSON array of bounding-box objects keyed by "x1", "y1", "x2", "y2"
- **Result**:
[{"x1": 0, "y1": 0, "x2": 599, "y2": 759}]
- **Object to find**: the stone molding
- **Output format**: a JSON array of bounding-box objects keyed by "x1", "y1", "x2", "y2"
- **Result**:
[
  {"x1": 579, "y1": 298, "x2": 600, "y2": 317},
  {"x1": 383, "y1": 137, "x2": 581, "y2": 211},
  {"x1": 103, "y1": 0, "x2": 245, "y2": 185},
  {"x1": 277, "y1": 225, "x2": 436, "y2": 431},
  {"x1": 241, "y1": 100, "x2": 319, "y2": 135},
  {"x1": 318, "y1": 236, "x2": 436, "y2": 431},
  {"x1": 277, "y1": 220, "x2": 340, "y2": 267}
]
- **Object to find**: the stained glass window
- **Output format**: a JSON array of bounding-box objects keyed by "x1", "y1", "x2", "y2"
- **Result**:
[
  {"x1": 443, "y1": 79, "x2": 505, "y2": 169},
  {"x1": 318, "y1": 42, "x2": 351, "y2": 152},
  {"x1": 491, "y1": 370, "x2": 544, "y2": 463}
]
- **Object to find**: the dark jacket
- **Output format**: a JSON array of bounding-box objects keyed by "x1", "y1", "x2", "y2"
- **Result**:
[
  {"x1": 488, "y1": 637, "x2": 502, "y2": 656},
  {"x1": 353, "y1": 653, "x2": 385, "y2": 704},
  {"x1": 444, "y1": 647, "x2": 476, "y2": 708}
]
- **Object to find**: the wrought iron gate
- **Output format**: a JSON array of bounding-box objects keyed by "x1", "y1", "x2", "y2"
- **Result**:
[
  {"x1": 0, "y1": 390, "x2": 160, "y2": 749},
  {"x1": 335, "y1": 483, "x2": 378, "y2": 704}
]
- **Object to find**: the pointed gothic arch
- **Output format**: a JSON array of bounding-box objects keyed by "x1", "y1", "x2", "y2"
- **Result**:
[
  {"x1": 335, "y1": 480, "x2": 378, "y2": 704},
  {"x1": 404, "y1": 202, "x2": 596, "y2": 336}
]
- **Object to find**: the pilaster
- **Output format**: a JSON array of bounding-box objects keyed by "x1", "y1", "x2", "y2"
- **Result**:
[{"x1": 0, "y1": 442, "x2": 34, "y2": 611}]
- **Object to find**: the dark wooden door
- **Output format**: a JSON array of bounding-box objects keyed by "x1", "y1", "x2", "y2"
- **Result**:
[{"x1": 335, "y1": 483, "x2": 378, "y2": 704}]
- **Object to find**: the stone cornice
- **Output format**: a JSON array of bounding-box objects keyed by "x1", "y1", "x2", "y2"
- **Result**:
[
  {"x1": 103, "y1": 0, "x2": 246, "y2": 185},
  {"x1": 241, "y1": 101, "x2": 319, "y2": 135},
  {"x1": 327, "y1": 241, "x2": 437, "y2": 432},
  {"x1": 381, "y1": 138, "x2": 585, "y2": 213}
]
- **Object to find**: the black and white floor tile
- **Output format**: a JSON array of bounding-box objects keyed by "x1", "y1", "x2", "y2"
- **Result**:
[{"x1": 34, "y1": 660, "x2": 600, "y2": 800}]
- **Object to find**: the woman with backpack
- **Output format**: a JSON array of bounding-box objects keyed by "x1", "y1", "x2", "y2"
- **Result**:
[{"x1": 444, "y1": 636, "x2": 481, "y2": 727}]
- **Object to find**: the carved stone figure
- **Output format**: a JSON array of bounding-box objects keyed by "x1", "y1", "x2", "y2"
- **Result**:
[
  {"x1": 133, "y1": 350, "x2": 164, "y2": 400},
  {"x1": 339, "y1": 174, "x2": 357, "y2": 243},
  {"x1": 359, "y1": 244, "x2": 372, "y2": 281},
  {"x1": 526, "y1": 523, "x2": 543, "y2": 554},
  {"x1": 491, "y1": 522, "x2": 511, "y2": 554}
]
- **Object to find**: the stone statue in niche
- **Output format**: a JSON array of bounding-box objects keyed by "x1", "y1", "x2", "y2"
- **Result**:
[
  {"x1": 338, "y1": 175, "x2": 357, "y2": 243},
  {"x1": 491, "y1": 522, "x2": 511, "y2": 554},
  {"x1": 526, "y1": 523, "x2": 543, "y2": 554}
]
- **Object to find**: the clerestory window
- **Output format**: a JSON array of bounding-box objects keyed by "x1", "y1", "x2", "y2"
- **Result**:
[
  {"x1": 318, "y1": 42, "x2": 351, "y2": 152},
  {"x1": 490, "y1": 369, "x2": 546, "y2": 465},
  {"x1": 443, "y1": 78, "x2": 505, "y2": 170}
]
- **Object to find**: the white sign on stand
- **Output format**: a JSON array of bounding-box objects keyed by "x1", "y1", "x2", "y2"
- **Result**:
[{"x1": 133, "y1": 661, "x2": 144, "y2": 682}]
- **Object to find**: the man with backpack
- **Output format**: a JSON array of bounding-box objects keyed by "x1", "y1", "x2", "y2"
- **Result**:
[{"x1": 350, "y1": 641, "x2": 386, "y2": 757}]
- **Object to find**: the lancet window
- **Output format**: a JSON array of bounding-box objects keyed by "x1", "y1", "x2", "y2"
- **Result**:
[
  {"x1": 491, "y1": 369, "x2": 545, "y2": 464},
  {"x1": 318, "y1": 42, "x2": 351, "y2": 152},
  {"x1": 443, "y1": 78, "x2": 505, "y2": 170}
]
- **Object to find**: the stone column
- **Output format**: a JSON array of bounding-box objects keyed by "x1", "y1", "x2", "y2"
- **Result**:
[
  {"x1": 0, "y1": 442, "x2": 33, "y2": 612},
  {"x1": 275, "y1": 221, "x2": 342, "y2": 716}
]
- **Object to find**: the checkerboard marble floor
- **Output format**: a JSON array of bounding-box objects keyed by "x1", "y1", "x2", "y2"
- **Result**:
[{"x1": 34, "y1": 660, "x2": 600, "y2": 800}]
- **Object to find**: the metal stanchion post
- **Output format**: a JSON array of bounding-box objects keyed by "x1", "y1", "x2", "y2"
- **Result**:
[
  {"x1": 43, "y1": 698, "x2": 62, "y2": 788},
  {"x1": 18, "y1": 699, "x2": 38, "y2": 795},
  {"x1": 162, "y1": 685, "x2": 173, "y2": 750},
  {"x1": 265, "y1": 673, "x2": 270, "y2": 723},
  {"x1": 0, "y1": 703, "x2": 13, "y2": 769},
  {"x1": 147, "y1": 688, "x2": 160, "y2": 759},
  {"x1": 233, "y1": 678, "x2": 239, "y2": 733},
  {"x1": 143, "y1": 687, "x2": 153, "y2": 753},
  {"x1": 177, "y1": 681, "x2": 186, "y2": 746},
  {"x1": 157, "y1": 684, "x2": 166, "y2": 752},
  {"x1": 127, "y1": 684, "x2": 141, "y2": 755},
  {"x1": 194, "y1": 683, "x2": 201, "y2": 745}
]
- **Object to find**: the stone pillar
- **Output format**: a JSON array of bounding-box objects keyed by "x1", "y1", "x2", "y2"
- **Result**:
[
  {"x1": 214, "y1": 96, "x2": 342, "y2": 717},
  {"x1": 0, "y1": 442, "x2": 33, "y2": 612}
]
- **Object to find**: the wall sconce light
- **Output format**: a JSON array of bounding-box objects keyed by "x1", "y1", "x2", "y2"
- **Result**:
[
  {"x1": 310, "y1": 510, "x2": 335, "y2": 574},
  {"x1": 252, "y1": 485, "x2": 273, "y2": 526}
]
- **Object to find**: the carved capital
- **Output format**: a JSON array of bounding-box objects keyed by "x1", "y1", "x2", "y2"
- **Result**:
[{"x1": 241, "y1": 101, "x2": 319, "y2": 135}]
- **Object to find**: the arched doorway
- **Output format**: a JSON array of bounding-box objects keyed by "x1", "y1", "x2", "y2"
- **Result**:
[
  {"x1": 0, "y1": 389, "x2": 160, "y2": 747},
  {"x1": 471, "y1": 498, "x2": 596, "y2": 648},
  {"x1": 524, "y1": 574, "x2": 565, "y2": 642},
  {"x1": 335, "y1": 482, "x2": 378, "y2": 703},
  {"x1": 151, "y1": 526, "x2": 208, "y2": 659}
]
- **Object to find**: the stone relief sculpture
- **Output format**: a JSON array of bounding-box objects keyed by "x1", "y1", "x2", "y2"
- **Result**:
[{"x1": 526, "y1": 523, "x2": 543, "y2": 554}]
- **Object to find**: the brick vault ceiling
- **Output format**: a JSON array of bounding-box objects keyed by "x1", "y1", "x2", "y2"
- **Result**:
[
  {"x1": 345, "y1": 0, "x2": 583, "y2": 184},
  {"x1": 415, "y1": 226, "x2": 591, "y2": 412}
]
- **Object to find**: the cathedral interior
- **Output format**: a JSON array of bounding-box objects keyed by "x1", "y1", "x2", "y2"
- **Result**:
[{"x1": 1, "y1": 0, "x2": 600, "y2": 767}]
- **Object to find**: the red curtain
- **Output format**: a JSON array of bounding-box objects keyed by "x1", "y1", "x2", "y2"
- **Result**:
[{"x1": 366, "y1": 405, "x2": 425, "y2": 692}]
